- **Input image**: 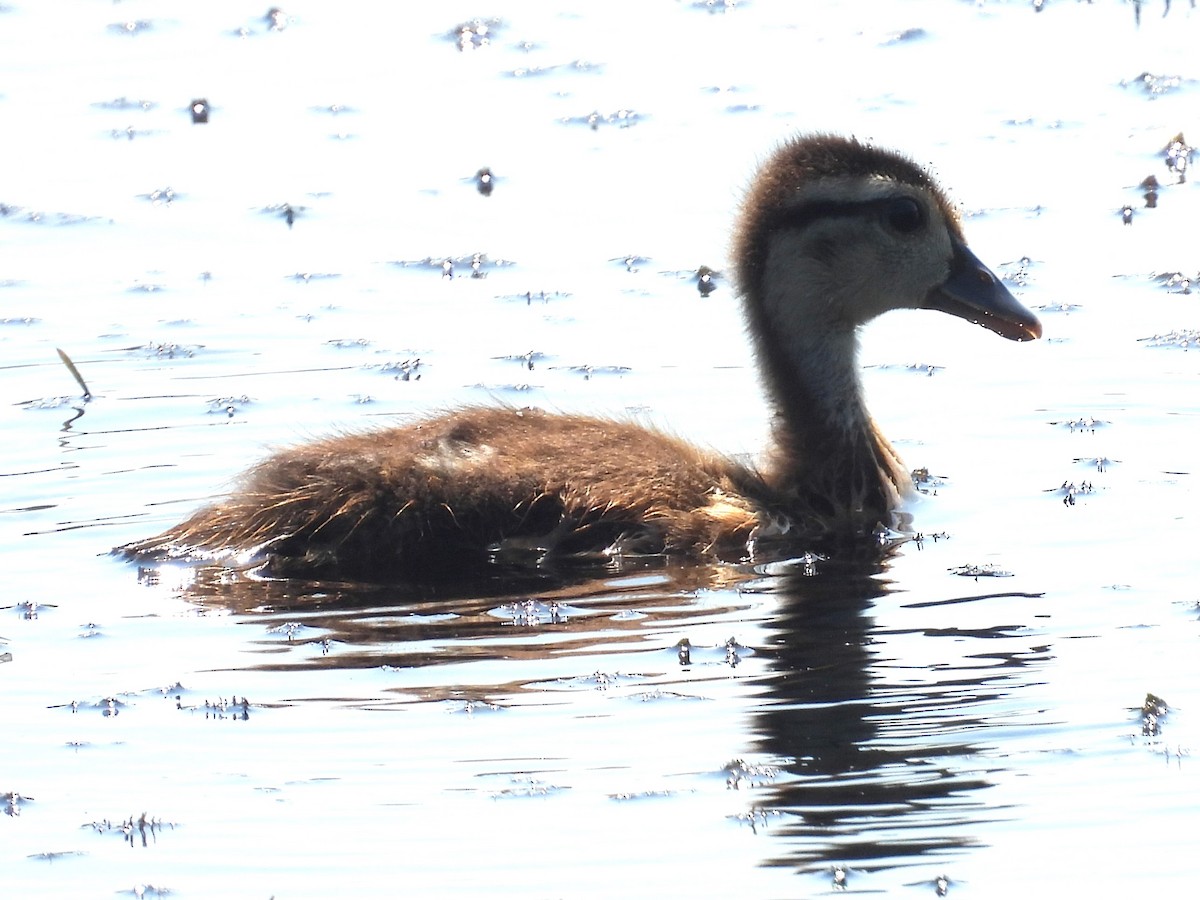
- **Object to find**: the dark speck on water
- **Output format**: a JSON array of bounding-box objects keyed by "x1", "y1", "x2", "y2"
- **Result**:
[{"x1": 189, "y1": 98, "x2": 209, "y2": 123}]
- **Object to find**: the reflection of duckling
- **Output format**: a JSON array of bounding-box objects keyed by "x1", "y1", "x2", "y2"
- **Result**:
[{"x1": 121, "y1": 134, "x2": 1041, "y2": 578}]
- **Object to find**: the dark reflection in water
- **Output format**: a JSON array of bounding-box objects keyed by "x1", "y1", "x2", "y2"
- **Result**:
[
  {"x1": 140, "y1": 557, "x2": 755, "y2": 681},
  {"x1": 750, "y1": 558, "x2": 1041, "y2": 878},
  {"x1": 138, "y1": 546, "x2": 1046, "y2": 877}
]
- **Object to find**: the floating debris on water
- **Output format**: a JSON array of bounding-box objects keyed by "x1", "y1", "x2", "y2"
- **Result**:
[
  {"x1": 260, "y1": 202, "x2": 304, "y2": 227},
  {"x1": 446, "y1": 18, "x2": 502, "y2": 52},
  {"x1": 17, "y1": 395, "x2": 83, "y2": 410},
  {"x1": 1139, "y1": 173, "x2": 1160, "y2": 207},
  {"x1": 127, "y1": 280, "x2": 167, "y2": 293},
  {"x1": 1126, "y1": 0, "x2": 1190, "y2": 24},
  {"x1": 309, "y1": 103, "x2": 355, "y2": 116},
  {"x1": 996, "y1": 255, "x2": 1035, "y2": 287},
  {"x1": 56, "y1": 347, "x2": 92, "y2": 401},
  {"x1": 494, "y1": 289, "x2": 570, "y2": 305},
  {"x1": 265, "y1": 6, "x2": 289, "y2": 31},
  {"x1": 505, "y1": 59, "x2": 603, "y2": 79},
  {"x1": 8, "y1": 600, "x2": 56, "y2": 618},
  {"x1": 492, "y1": 599, "x2": 568, "y2": 626},
  {"x1": 1138, "y1": 329, "x2": 1200, "y2": 349},
  {"x1": 109, "y1": 125, "x2": 156, "y2": 141},
  {"x1": 1122, "y1": 72, "x2": 1192, "y2": 98},
  {"x1": 903, "y1": 874, "x2": 956, "y2": 897},
  {"x1": 114, "y1": 342, "x2": 202, "y2": 359},
  {"x1": 49, "y1": 695, "x2": 128, "y2": 716},
  {"x1": 207, "y1": 395, "x2": 252, "y2": 417},
  {"x1": 881, "y1": 27, "x2": 927, "y2": 45},
  {"x1": 376, "y1": 358, "x2": 422, "y2": 381},
  {"x1": 911, "y1": 467, "x2": 946, "y2": 491},
  {"x1": 1035, "y1": 301, "x2": 1082, "y2": 314},
  {"x1": 728, "y1": 807, "x2": 784, "y2": 835},
  {"x1": 1050, "y1": 416, "x2": 1106, "y2": 433},
  {"x1": 267, "y1": 621, "x2": 306, "y2": 640},
  {"x1": 189, "y1": 98, "x2": 210, "y2": 123},
  {"x1": 108, "y1": 19, "x2": 155, "y2": 36},
  {"x1": 446, "y1": 698, "x2": 503, "y2": 715},
  {"x1": 831, "y1": 865, "x2": 851, "y2": 891},
  {"x1": 1073, "y1": 455, "x2": 1114, "y2": 473},
  {"x1": 27, "y1": 851, "x2": 85, "y2": 862},
  {"x1": 1163, "y1": 131, "x2": 1191, "y2": 182},
  {"x1": 389, "y1": 253, "x2": 515, "y2": 279},
  {"x1": 867, "y1": 361, "x2": 943, "y2": 376},
  {"x1": 4, "y1": 791, "x2": 31, "y2": 817},
  {"x1": 139, "y1": 186, "x2": 178, "y2": 206},
  {"x1": 489, "y1": 776, "x2": 569, "y2": 799},
  {"x1": 83, "y1": 813, "x2": 175, "y2": 848},
  {"x1": 549, "y1": 364, "x2": 632, "y2": 380},
  {"x1": 1150, "y1": 271, "x2": 1197, "y2": 294},
  {"x1": 494, "y1": 350, "x2": 548, "y2": 371},
  {"x1": 93, "y1": 97, "x2": 157, "y2": 112},
  {"x1": 1140, "y1": 692, "x2": 1169, "y2": 737},
  {"x1": 1051, "y1": 480, "x2": 1096, "y2": 506},
  {"x1": 610, "y1": 254, "x2": 651, "y2": 273},
  {"x1": 286, "y1": 271, "x2": 340, "y2": 283},
  {"x1": 560, "y1": 108, "x2": 644, "y2": 130},
  {"x1": 948, "y1": 563, "x2": 1014, "y2": 578},
  {"x1": 912, "y1": 530, "x2": 952, "y2": 548},
  {"x1": 4, "y1": 206, "x2": 105, "y2": 227},
  {"x1": 722, "y1": 758, "x2": 780, "y2": 790},
  {"x1": 232, "y1": 8, "x2": 291, "y2": 37},
  {"x1": 200, "y1": 696, "x2": 251, "y2": 720},
  {"x1": 119, "y1": 883, "x2": 173, "y2": 898}
]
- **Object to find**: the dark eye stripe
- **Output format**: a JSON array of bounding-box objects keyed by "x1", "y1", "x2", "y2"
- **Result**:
[
  {"x1": 765, "y1": 197, "x2": 912, "y2": 234},
  {"x1": 739, "y1": 195, "x2": 932, "y2": 298}
]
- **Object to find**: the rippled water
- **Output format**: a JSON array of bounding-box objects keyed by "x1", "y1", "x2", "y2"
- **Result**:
[{"x1": 3, "y1": 1, "x2": 1199, "y2": 896}]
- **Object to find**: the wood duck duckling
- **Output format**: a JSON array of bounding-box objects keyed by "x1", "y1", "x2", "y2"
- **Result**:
[{"x1": 120, "y1": 134, "x2": 1041, "y2": 578}]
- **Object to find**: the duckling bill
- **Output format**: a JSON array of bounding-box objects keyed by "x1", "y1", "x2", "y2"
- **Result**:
[{"x1": 119, "y1": 134, "x2": 1041, "y2": 578}]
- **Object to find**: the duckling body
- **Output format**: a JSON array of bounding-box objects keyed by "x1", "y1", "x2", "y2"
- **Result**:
[{"x1": 121, "y1": 134, "x2": 1041, "y2": 578}]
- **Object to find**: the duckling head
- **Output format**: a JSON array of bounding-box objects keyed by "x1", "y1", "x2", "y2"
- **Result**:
[{"x1": 734, "y1": 134, "x2": 1042, "y2": 344}]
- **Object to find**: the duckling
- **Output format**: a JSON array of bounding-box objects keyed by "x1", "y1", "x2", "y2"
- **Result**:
[{"x1": 119, "y1": 134, "x2": 1041, "y2": 578}]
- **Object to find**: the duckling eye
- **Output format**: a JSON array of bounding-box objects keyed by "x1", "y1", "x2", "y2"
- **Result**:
[{"x1": 883, "y1": 197, "x2": 924, "y2": 234}]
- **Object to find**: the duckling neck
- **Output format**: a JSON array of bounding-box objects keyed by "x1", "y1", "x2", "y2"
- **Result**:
[{"x1": 757, "y1": 323, "x2": 907, "y2": 526}]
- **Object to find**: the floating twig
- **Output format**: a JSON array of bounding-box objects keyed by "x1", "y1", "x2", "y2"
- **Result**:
[{"x1": 55, "y1": 348, "x2": 92, "y2": 401}]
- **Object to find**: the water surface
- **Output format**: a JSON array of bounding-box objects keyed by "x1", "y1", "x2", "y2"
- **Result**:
[{"x1": 2, "y1": 1, "x2": 1199, "y2": 896}]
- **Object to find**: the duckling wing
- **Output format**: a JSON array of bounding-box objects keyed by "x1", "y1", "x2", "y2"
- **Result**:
[{"x1": 118, "y1": 407, "x2": 762, "y2": 577}]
